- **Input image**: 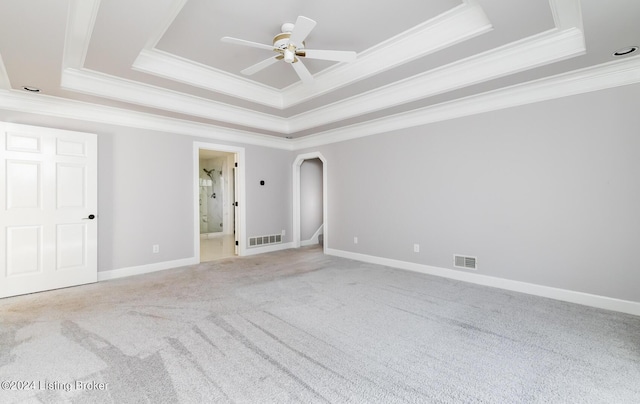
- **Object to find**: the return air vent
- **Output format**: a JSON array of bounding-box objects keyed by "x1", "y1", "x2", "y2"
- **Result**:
[
  {"x1": 248, "y1": 234, "x2": 282, "y2": 247},
  {"x1": 454, "y1": 254, "x2": 477, "y2": 270}
]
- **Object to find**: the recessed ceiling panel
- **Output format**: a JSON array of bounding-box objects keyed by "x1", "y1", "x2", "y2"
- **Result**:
[{"x1": 157, "y1": 0, "x2": 462, "y2": 88}]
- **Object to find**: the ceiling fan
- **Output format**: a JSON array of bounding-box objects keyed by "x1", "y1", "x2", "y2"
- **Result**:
[{"x1": 221, "y1": 16, "x2": 357, "y2": 84}]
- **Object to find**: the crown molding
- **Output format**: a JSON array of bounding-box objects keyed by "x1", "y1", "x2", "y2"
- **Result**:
[
  {"x1": 60, "y1": 67, "x2": 289, "y2": 133},
  {"x1": 133, "y1": 49, "x2": 283, "y2": 108},
  {"x1": 131, "y1": 0, "x2": 283, "y2": 109},
  {"x1": 2, "y1": 56, "x2": 638, "y2": 153},
  {"x1": 291, "y1": 56, "x2": 640, "y2": 150},
  {"x1": 288, "y1": 27, "x2": 585, "y2": 133},
  {"x1": 0, "y1": 53, "x2": 10, "y2": 90},
  {"x1": 550, "y1": 0, "x2": 583, "y2": 31},
  {"x1": 63, "y1": 0, "x2": 101, "y2": 69},
  {"x1": 281, "y1": 1, "x2": 492, "y2": 108},
  {"x1": 58, "y1": 0, "x2": 584, "y2": 136},
  {"x1": 60, "y1": 24, "x2": 585, "y2": 137},
  {"x1": 0, "y1": 89, "x2": 292, "y2": 150},
  {"x1": 130, "y1": 1, "x2": 491, "y2": 110}
]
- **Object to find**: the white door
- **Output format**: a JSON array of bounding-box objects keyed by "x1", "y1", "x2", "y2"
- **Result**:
[
  {"x1": 233, "y1": 155, "x2": 238, "y2": 255},
  {"x1": 0, "y1": 123, "x2": 98, "y2": 298}
]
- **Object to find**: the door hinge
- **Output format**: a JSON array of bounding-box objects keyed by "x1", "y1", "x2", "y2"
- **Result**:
[
  {"x1": 235, "y1": 241, "x2": 238, "y2": 246},
  {"x1": 235, "y1": 162, "x2": 238, "y2": 167},
  {"x1": 234, "y1": 202, "x2": 238, "y2": 207}
]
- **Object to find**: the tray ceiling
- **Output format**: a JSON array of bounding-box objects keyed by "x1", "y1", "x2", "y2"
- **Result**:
[{"x1": 0, "y1": 0, "x2": 639, "y2": 147}]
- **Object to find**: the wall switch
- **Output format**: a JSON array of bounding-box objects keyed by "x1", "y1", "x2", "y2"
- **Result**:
[
  {"x1": 354, "y1": 236, "x2": 358, "y2": 244},
  {"x1": 152, "y1": 245, "x2": 159, "y2": 253},
  {"x1": 281, "y1": 229, "x2": 286, "y2": 236},
  {"x1": 414, "y1": 244, "x2": 420, "y2": 253}
]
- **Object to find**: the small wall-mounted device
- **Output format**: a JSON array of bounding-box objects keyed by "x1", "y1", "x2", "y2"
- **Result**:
[{"x1": 260, "y1": 180, "x2": 265, "y2": 186}]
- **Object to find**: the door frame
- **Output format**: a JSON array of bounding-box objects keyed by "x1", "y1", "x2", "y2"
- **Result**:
[
  {"x1": 292, "y1": 152, "x2": 327, "y2": 253},
  {"x1": 193, "y1": 142, "x2": 246, "y2": 259}
]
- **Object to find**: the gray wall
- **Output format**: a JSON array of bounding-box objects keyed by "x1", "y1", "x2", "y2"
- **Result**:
[
  {"x1": 303, "y1": 84, "x2": 640, "y2": 302},
  {"x1": 100, "y1": 130, "x2": 292, "y2": 271},
  {"x1": 300, "y1": 158, "x2": 323, "y2": 240},
  {"x1": 0, "y1": 111, "x2": 294, "y2": 272},
  {"x1": 244, "y1": 145, "x2": 293, "y2": 238}
]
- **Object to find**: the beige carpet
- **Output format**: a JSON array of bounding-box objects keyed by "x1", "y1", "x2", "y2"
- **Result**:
[{"x1": 1, "y1": 246, "x2": 639, "y2": 403}]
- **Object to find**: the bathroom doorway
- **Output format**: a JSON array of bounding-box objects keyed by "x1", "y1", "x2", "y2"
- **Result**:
[{"x1": 194, "y1": 142, "x2": 246, "y2": 262}]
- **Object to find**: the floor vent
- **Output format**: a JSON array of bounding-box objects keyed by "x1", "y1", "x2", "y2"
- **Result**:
[
  {"x1": 248, "y1": 234, "x2": 282, "y2": 247},
  {"x1": 454, "y1": 254, "x2": 477, "y2": 270}
]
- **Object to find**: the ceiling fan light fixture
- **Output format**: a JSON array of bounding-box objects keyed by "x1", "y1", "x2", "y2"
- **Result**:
[{"x1": 284, "y1": 49, "x2": 295, "y2": 63}]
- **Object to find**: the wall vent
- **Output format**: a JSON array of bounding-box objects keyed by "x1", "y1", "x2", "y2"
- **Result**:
[
  {"x1": 454, "y1": 254, "x2": 477, "y2": 270},
  {"x1": 248, "y1": 234, "x2": 282, "y2": 247}
]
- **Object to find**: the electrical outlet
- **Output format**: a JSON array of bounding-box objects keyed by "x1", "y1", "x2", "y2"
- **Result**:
[
  {"x1": 414, "y1": 244, "x2": 420, "y2": 253},
  {"x1": 354, "y1": 236, "x2": 358, "y2": 244},
  {"x1": 281, "y1": 229, "x2": 286, "y2": 236},
  {"x1": 152, "y1": 245, "x2": 159, "y2": 253}
]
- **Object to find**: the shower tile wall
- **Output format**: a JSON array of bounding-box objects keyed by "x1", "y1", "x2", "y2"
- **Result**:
[{"x1": 200, "y1": 157, "x2": 225, "y2": 233}]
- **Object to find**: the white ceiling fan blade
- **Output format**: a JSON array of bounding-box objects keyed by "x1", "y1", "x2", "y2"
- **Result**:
[
  {"x1": 301, "y1": 49, "x2": 357, "y2": 63},
  {"x1": 289, "y1": 16, "x2": 316, "y2": 47},
  {"x1": 221, "y1": 36, "x2": 274, "y2": 51},
  {"x1": 241, "y1": 56, "x2": 281, "y2": 75},
  {"x1": 291, "y1": 60, "x2": 314, "y2": 84}
]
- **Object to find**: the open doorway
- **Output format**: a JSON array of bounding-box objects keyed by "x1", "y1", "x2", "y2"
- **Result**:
[
  {"x1": 194, "y1": 142, "x2": 246, "y2": 262},
  {"x1": 293, "y1": 152, "x2": 328, "y2": 253}
]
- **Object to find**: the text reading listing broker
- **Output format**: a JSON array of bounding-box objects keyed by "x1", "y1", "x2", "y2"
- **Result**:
[{"x1": 2, "y1": 380, "x2": 108, "y2": 392}]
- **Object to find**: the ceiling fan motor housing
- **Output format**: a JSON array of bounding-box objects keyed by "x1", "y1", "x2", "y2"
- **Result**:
[
  {"x1": 273, "y1": 32, "x2": 305, "y2": 63},
  {"x1": 273, "y1": 33, "x2": 292, "y2": 50}
]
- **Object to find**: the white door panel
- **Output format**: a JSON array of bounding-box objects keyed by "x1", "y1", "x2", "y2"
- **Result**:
[
  {"x1": 6, "y1": 226, "x2": 42, "y2": 276},
  {"x1": 0, "y1": 123, "x2": 97, "y2": 298}
]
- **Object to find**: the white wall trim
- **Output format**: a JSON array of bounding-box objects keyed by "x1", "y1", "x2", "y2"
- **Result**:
[
  {"x1": 194, "y1": 142, "x2": 247, "y2": 260},
  {"x1": 2, "y1": 56, "x2": 638, "y2": 153},
  {"x1": 301, "y1": 224, "x2": 323, "y2": 247},
  {"x1": 60, "y1": 68, "x2": 288, "y2": 133},
  {"x1": 52, "y1": 0, "x2": 588, "y2": 142},
  {"x1": 63, "y1": 0, "x2": 101, "y2": 69},
  {"x1": 549, "y1": 0, "x2": 583, "y2": 31},
  {"x1": 59, "y1": 26, "x2": 585, "y2": 137},
  {"x1": 127, "y1": 1, "x2": 491, "y2": 110},
  {"x1": 287, "y1": 27, "x2": 585, "y2": 132},
  {"x1": 292, "y1": 55, "x2": 640, "y2": 149},
  {"x1": 133, "y1": 49, "x2": 283, "y2": 109},
  {"x1": 281, "y1": 1, "x2": 492, "y2": 108},
  {"x1": 97, "y1": 257, "x2": 198, "y2": 281},
  {"x1": 326, "y1": 248, "x2": 640, "y2": 316},
  {"x1": 0, "y1": 89, "x2": 292, "y2": 150},
  {"x1": 243, "y1": 242, "x2": 295, "y2": 256},
  {"x1": 293, "y1": 152, "x2": 328, "y2": 254}
]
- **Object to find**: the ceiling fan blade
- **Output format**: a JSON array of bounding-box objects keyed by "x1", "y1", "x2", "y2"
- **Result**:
[
  {"x1": 241, "y1": 56, "x2": 281, "y2": 75},
  {"x1": 289, "y1": 16, "x2": 316, "y2": 47},
  {"x1": 301, "y1": 49, "x2": 357, "y2": 63},
  {"x1": 221, "y1": 36, "x2": 274, "y2": 51},
  {"x1": 291, "y1": 59, "x2": 314, "y2": 84}
]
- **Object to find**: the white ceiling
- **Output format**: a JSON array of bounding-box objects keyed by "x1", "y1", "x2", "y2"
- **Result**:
[{"x1": 0, "y1": 0, "x2": 639, "y2": 146}]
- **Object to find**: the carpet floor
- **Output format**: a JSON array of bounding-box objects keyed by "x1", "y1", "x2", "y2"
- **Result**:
[{"x1": 1, "y1": 246, "x2": 639, "y2": 403}]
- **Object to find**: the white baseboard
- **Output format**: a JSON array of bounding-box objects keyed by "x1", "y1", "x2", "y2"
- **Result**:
[
  {"x1": 243, "y1": 242, "x2": 294, "y2": 256},
  {"x1": 326, "y1": 248, "x2": 640, "y2": 317},
  {"x1": 98, "y1": 243, "x2": 294, "y2": 281},
  {"x1": 98, "y1": 257, "x2": 199, "y2": 281}
]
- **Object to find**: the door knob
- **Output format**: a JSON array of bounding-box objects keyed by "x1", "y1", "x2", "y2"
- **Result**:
[{"x1": 83, "y1": 214, "x2": 96, "y2": 220}]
